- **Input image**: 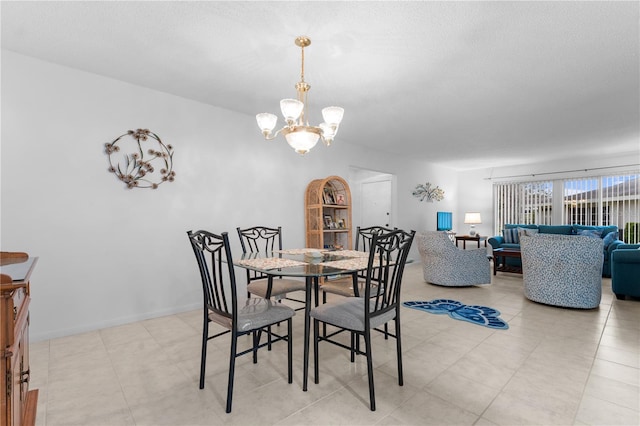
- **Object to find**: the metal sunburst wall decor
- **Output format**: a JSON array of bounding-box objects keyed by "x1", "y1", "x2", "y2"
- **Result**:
[
  {"x1": 412, "y1": 182, "x2": 445, "y2": 202},
  {"x1": 105, "y1": 129, "x2": 175, "y2": 189}
]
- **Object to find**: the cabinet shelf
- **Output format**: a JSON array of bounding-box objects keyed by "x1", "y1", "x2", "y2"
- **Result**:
[{"x1": 322, "y1": 204, "x2": 349, "y2": 209}]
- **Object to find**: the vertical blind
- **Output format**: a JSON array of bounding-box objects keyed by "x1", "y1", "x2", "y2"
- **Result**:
[
  {"x1": 494, "y1": 172, "x2": 639, "y2": 242},
  {"x1": 563, "y1": 173, "x2": 639, "y2": 242},
  {"x1": 493, "y1": 180, "x2": 553, "y2": 234}
]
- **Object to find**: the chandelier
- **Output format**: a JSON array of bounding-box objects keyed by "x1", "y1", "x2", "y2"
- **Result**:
[{"x1": 256, "y1": 36, "x2": 344, "y2": 155}]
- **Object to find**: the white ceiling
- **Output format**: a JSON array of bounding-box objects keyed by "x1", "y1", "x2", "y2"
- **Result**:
[{"x1": 2, "y1": 1, "x2": 638, "y2": 170}]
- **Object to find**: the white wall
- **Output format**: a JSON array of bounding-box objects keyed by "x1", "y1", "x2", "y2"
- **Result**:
[{"x1": 1, "y1": 51, "x2": 455, "y2": 341}]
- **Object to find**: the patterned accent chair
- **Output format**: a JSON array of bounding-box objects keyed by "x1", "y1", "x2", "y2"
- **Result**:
[
  {"x1": 520, "y1": 234, "x2": 603, "y2": 309},
  {"x1": 417, "y1": 231, "x2": 491, "y2": 286}
]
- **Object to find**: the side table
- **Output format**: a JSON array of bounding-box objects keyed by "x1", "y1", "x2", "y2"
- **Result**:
[
  {"x1": 493, "y1": 248, "x2": 522, "y2": 275},
  {"x1": 455, "y1": 235, "x2": 487, "y2": 249}
]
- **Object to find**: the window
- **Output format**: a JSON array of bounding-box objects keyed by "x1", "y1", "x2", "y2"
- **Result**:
[
  {"x1": 563, "y1": 173, "x2": 640, "y2": 243},
  {"x1": 493, "y1": 180, "x2": 553, "y2": 233},
  {"x1": 494, "y1": 172, "x2": 640, "y2": 243}
]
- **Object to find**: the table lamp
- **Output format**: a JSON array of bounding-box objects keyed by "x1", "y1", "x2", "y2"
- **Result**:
[{"x1": 464, "y1": 212, "x2": 482, "y2": 236}]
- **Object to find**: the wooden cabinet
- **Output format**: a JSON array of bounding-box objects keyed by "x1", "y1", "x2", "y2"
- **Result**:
[
  {"x1": 305, "y1": 176, "x2": 353, "y2": 250},
  {"x1": 1, "y1": 256, "x2": 38, "y2": 426}
]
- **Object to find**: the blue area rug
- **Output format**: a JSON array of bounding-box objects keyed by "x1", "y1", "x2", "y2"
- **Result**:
[{"x1": 402, "y1": 299, "x2": 509, "y2": 330}]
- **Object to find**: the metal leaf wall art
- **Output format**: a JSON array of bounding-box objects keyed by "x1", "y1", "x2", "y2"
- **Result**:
[
  {"x1": 105, "y1": 129, "x2": 175, "y2": 189},
  {"x1": 412, "y1": 182, "x2": 444, "y2": 202}
]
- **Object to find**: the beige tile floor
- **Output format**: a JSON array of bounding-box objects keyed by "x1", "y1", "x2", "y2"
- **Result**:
[{"x1": 29, "y1": 263, "x2": 640, "y2": 425}]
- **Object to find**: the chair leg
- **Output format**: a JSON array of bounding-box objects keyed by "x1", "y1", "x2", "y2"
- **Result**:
[
  {"x1": 268, "y1": 325, "x2": 272, "y2": 351},
  {"x1": 364, "y1": 329, "x2": 376, "y2": 411},
  {"x1": 252, "y1": 331, "x2": 259, "y2": 364},
  {"x1": 350, "y1": 332, "x2": 356, "y2": 362},
  {"x1": 313, "y1": 319, "x2": 320, "y2": 384},
  {"x1": 322, "y1": 292, "x2": 327, "y2": 337},
  {"x1": 395, "y1": 318, "x2": 404, "y2": 386},
  {"x1": 199, "y1": 318, "x2": 208, "y2": 389},
  {"x1": 287, "y1": 317, "x2": 293, "y2": 384},
  {"x1": 226, "y1": 332, "x2": 238, "y2": 413}
]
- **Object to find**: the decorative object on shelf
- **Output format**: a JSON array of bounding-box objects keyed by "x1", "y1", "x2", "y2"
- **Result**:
[
  {"x1": 464, "y1": 212, "x2": 482, "y2": 236},
  {"x1": 412, "y1": 182, "x2": 445, "y2": 202},
  {"x1": 256, "y1": 36, "x2": 344, "y2": 155},
  {"x1": 105, "y1": 129, "x2": 175, "y2": 189}
]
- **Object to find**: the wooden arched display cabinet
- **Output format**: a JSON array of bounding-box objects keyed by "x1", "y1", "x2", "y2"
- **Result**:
[{"x1": 305, "y1": 176, "x2": 353, "y2": 250}]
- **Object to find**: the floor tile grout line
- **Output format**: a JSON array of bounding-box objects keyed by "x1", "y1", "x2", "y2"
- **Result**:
[{"x1": 98, "y1": 327, "x2": 138, "y2": 425}]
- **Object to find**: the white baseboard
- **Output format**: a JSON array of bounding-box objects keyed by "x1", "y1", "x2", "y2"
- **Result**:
[{"x1": 30, "y1": 302, "x2": 201, "y2": 342}]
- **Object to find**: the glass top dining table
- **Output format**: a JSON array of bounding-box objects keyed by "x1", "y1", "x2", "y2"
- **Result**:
[{"x1": 234, "y1": 248, "x2": 371, "y2": 391}]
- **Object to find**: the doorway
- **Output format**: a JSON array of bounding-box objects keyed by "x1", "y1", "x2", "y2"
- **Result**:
[{"x1": 348, "y1": 167, "x2": 395, "y2": 230}]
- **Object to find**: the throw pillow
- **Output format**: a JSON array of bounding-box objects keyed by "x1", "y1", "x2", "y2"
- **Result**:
[
  {"x1": 517, "y1": 227, "x2": 539, "y2": 238},
  {"x1": 602, "y1": 231, "x2": 617, "y2": 248},
  {"x1": 577, "y1": 229, "x2": 601, "y2": 239},
  {"x1": 503, "y1": 228, "x2": 519, "y2": 244}
]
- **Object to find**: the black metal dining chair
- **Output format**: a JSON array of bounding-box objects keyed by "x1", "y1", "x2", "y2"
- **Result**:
[
  {"x1": 236, "y1": 226, "x2": 306, "y2": 308},
  {"x1": 187, "y1": 230, "x2": 294, "y2": 413},
  {"x1": 310, "y1": 229, "x2": 415, "y2": 411},
  {"x1": 320, "y1": 226, "x2": 397, "y2": 301}
]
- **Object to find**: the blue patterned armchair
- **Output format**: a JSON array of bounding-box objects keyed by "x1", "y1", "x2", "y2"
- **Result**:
[
  {"x1": 520, "y1": 234, "x2": 603, "y2": 309},
  {"x1": 417, "y1": 231, "x2": 491, "y2": 286}
]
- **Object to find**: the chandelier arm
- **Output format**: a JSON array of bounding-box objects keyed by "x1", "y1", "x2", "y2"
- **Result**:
[{"x1": 263, "y1": 127, "x2": 287, "y2": 141}]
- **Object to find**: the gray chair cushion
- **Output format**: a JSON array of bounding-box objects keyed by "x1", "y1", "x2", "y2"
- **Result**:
[
  {"x1": 320, "y1": 277, "x2": 382, "y2": 298},
  {"x1": 310, "y1": 297, "x2": 395, "y2": 331},
  {"x1": 320, "y1": 276, "x2": 362, "y2": 297},
  {"x1": 247, "y1": 277, "x2": 306, "y2": 298},
  {"x1": 209, "y1": 298, "x2": 295, "y2": 332}
]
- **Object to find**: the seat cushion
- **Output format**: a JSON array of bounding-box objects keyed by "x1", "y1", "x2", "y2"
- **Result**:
[
  {"x1": 320, "y1": 280, "x2": 383, "y2": 298},
  {"x1": 247, "y1": 277, "x2": 306, "y2": 298},
  {"x1": 310, "y1": 297, "x2": 396, "y2": 331},
  {"x1": 209, "y1": 298, "x2": 295, "y2": 332},
  {"x1": 320, "y1": 277, "x2": 360, "y2": 297}
]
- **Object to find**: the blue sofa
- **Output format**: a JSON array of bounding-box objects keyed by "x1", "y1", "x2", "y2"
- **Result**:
[
  {"x1": 611, "y1": 244, "x2": 640, "y2": 299},
  {"x1": 488, "y1": 224, "x2": 623, "y2": 277}
]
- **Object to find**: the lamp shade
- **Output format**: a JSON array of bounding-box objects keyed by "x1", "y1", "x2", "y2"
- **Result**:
[
  {"x1": 284, "y1": 128, "x2": 320, "y2": 154},
  {"x1": 322, "y1": 106, "x2": 344, "y2": 127},
  {"x1": 464, "y1": 212, "x2": 482, "y2": 224},
  {"x1": 256, "y1": 113, "x2": 277, "y2": 134},
  {"x1": 319, "y1": 122, "x2": 336, "y2": 146},
  {"x1": 280, "y1": 99, "x2": 304, "y2": 124}
]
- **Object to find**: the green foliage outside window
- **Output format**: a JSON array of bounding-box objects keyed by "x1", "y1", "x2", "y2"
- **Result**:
[{"x1": 624, "y1": 222, "x2": 639, "y2": 244}]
